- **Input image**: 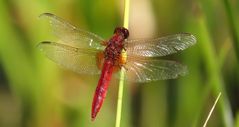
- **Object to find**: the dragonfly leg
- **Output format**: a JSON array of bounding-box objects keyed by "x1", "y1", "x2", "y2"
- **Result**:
[
  {"x1": 121, "y1": 65, "x2": 128, "y2": 71},
  {"x1": 101, "y1": 41, "x2": 108, "y2": 46},
  {"x1": 113, "y1": 61, "x2": 128, "y2": 72},
  {"x1": 97, "y1": 52, "x2": 104, "y2": 69}
]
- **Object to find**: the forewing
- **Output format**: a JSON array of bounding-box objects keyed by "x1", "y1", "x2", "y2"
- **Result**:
[
  {"x1": 37, "y1": 41, "x2": 101, "y2": 75},
  {"x1": 39, "y1": 13, "x2": 105, "y2": 50},
  {"x1": 124, "y1": 57, "x2": 188, "y2": 83},
  {"x1": 125, "y1": 33, "x2": 196, "y2": 57}
]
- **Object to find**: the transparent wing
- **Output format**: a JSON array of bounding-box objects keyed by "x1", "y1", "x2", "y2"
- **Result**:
[
  {"x1": 39, "y1": 13, "x2": 105, "y2": 50},
  {"x1": 37, "y1": 41, "x2": 101, "y2": 75},
  {"x1": 125, "y1": 33, "x2": 196, "y2": 57},
  {"x1": 124, "y1": 57, "x2": 188, "y2": 83}
]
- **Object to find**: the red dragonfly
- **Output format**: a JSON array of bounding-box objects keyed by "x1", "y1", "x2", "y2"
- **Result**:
[{"x1": 38, "y1": 13, "x2": 196, "y2": 120}]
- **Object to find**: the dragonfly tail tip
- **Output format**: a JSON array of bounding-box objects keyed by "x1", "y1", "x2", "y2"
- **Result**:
[{"x1": 91, "y1": 117, "x2": 96, "y2": 121}]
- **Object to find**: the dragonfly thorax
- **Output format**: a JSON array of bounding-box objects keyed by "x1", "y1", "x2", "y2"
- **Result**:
[
  {"x1": 104, "y1": 29, "x2": 128, "y2": 64},
  {"x1": 104, "y1": 43, "x2": 124, "y2": 63}
]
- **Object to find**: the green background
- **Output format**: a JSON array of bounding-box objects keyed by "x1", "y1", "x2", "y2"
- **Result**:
[{"x1": 0, "y1": 0, "x2": 238, "y2": 127}]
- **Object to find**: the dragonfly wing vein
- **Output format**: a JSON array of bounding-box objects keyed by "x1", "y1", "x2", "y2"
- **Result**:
[
  {"x1": 125, "y1": 58, "x2": 188, "y2": 83},
  {"x1": 37, "y1": 41, "x2": 101, "y2": 74},
  {"x1": 125, "y1": 33, "x2": 196, "y2": 57},
  {"x1": 39, "y1": 13, "x2": 105, "y2": 50}
]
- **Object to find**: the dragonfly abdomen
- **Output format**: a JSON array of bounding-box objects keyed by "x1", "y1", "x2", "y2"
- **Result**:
[{"x1": 91, "y1": 60, "x2": 114, "y2": 120}]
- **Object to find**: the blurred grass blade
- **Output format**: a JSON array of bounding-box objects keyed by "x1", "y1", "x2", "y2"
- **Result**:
[
  {"x1": 196, "y1": 13, "x2": 233, "y2": 127},
  {"x1": 203, "y1": 92, "x2": 221, "y2": 127},
  {"x1": 222, "y1": 0, "x2": 239, "y2": 61}
]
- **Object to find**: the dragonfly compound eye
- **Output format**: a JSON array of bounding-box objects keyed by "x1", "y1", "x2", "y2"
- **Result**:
[
  {"x1": 122, "y1": 28, "x2": 129, "y2": 39},
  {"x1": 114, "y1": 27, "x2": 129, "y2": 39}
]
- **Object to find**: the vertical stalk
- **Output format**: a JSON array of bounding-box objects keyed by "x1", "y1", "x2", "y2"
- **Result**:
[{"x1": 115, "y1": 0, "x2": 130, "y2": 127}]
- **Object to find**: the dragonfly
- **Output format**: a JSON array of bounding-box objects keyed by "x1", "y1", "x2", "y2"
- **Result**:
[{"x1": 37, "y1": 13, "x2": 196, "y2": 120}]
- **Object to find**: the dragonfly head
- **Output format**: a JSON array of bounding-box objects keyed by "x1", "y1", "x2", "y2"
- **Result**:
[{"x1": 114, "y1": 27, "x2": 129, "y2": 39}]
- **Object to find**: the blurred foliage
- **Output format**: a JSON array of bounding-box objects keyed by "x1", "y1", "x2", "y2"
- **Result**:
[{"x1": 0, "y1": 0, "x2": 239, "y2": 127}]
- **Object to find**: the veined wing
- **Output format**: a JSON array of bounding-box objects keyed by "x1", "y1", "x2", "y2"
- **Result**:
[
  {"x1": 124, "y1": 56, "x2": 188, "y2": 83},
  {"x1": 125, "y1": 33, "x2": 196, "y2": 57},
  {"x1": 37, "y1": 41, "x2": 101, "y2": 75},
  {"x1": 39, "y1": 13, "x2": 105, "y2": 50}
]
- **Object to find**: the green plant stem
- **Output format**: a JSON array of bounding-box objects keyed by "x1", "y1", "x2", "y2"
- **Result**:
[{"x1": 115, "y1": 0, "x2": 130, "y2": 127}]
